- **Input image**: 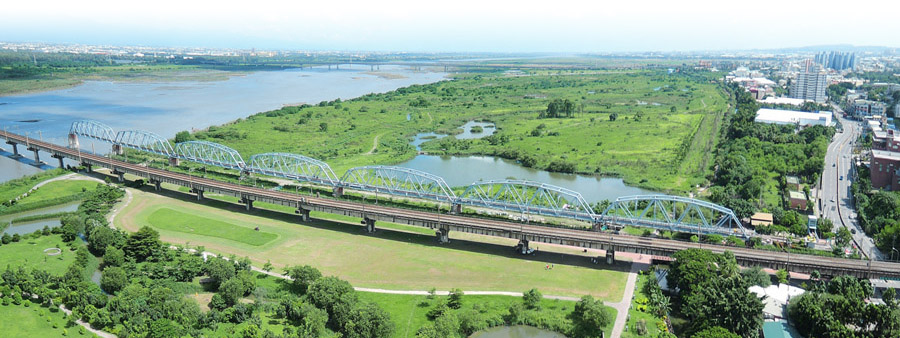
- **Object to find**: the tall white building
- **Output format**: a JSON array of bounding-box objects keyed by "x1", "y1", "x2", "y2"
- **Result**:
[{"x1": 791, "y1": 71, "x2": 828, "y2": 103}]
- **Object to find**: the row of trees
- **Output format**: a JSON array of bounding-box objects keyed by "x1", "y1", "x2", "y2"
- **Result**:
[
  {"x1": 851, "y1": 166, "x2": 900, "y2": 255},
  {"x1": 711, "y1": 83, "x2": 833, "y2": 220},
  {"x1": 788, "y1": 275, "x2": 900, "y2": 337},
  {"x1": 668, "y1": 249, "x2": 764, "y2": 337}
]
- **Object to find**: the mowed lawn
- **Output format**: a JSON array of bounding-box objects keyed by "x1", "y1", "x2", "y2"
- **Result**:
[
  {"x1": 0, "y1": 234, "x2": 78, "y2": 276},
  {"x1": 116, "y1": 187, "x2": 628, "y2": 300},
  {"x1": 0, "y1": 305, "x2": 74, "y2": 338},
  {"x1": 20, "y1": 180, "x2": 98, "y2": 205},
  {"x1": 146, "y1": 207, "x2": 277, "y2": 246}
]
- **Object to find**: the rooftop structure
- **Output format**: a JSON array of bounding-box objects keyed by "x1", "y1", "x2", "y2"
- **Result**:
[
  {"x1": 754, "y1": 108, "x2": 832, "y2": 127},
  {"x1": 751, "y1": 212, "x2": 774, "y2": 227},
  {"x1": 757, "y1": 97, "x2": 808, "y2": 106},
  {"x1": 749, "y1": 284, "x2": 805, "y2": 320}
]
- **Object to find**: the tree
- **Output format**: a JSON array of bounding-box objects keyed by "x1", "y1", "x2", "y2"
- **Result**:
[
  {"x1": 262, "y1": 260, "x2": 273, "y2": 273},
  {"x1": 609, "y1": 113, "x2": 618, "y2": 121},
  {"x1": 669, "y1": 249, "x2": 738, "y2": 295},
  {"x1": 682, "y1": 276, "x2": 764, "y2": 338},
  {"x1": 87, "y1": 226, "x2": 116, "y2": 256},
  {"x1": 740, "y1": 266, "x2": 771, "y2": 287},
  {"x1": 307, "y1": 276, "x2": 357, "y2": 328},
  {"x1": 174, "y1": 131, "x2": 193, "y2": 143},
  {"x1": 219, "y1": 277, "x2": 245, "y2": 307},
  {"x1": 776, "y1": 269, "x2": 789, "y2": 285},
  {"x1": 835, "y1": 227, "x2": 852, "y2": 251},
  {"x1": 319, "y1": 122, "x2": 328, "y2": 132},
  {"x1": 203, "y1": 257, "x2": 236, "y2": 289},
  {"x1": 148, "y1": 318, "x2": 180, "y2": 338},
  {"x1": 102, "y1": 246, "x2": 125, "y2": 267},
  {"x1": 523, "y1": 288, "x2": 542, "y2": 309},
  {"x1": 343, "y1": 302, "x2": 394, "y2": 338},
  {"x1": 125, "y1": 226, "x2": 160, "y2": 262},
  {"x1": 692, "y1": 326, "x2": 740, "y2": 338},
  {"x1": 448, "y1": 288, "x2": 464, "y2": 309},
  {"x1": 570, "y1": 295, "x2": 612, "y2": 338},
  {"x1": 284, "y1": 265, "x2": 322, "y2": 294},
  {"x1": 100, "y1": 267, "x2": 127, "y2": 294}
]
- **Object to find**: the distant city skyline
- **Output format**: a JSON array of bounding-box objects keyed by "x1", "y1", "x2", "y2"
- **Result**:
[{"x1": 2, "y1": 0, "x2": 899, "y2": 53}]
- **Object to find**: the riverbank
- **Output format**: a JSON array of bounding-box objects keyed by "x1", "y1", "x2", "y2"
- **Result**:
[
  {"x1": 0, "y1": 65, "x2": 244, "y2": 97},
  {"x1": 189, "y1": 70, "x2": 726, "y2": 193}
]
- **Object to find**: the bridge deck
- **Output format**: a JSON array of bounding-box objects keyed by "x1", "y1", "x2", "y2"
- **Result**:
[{"x1": 3, "y1": 131, "x2": 898, "y2": 279}]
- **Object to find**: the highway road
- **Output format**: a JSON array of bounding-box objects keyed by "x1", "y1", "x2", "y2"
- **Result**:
[{"x1": 821, "y1": 108, "x2": 883, "y2": 260}]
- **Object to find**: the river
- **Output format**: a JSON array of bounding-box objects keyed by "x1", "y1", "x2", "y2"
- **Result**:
[
  {"x1": 0, "y1": 64, "x2": 445, "y2": 182},
  {"x1": 0, "y1": 64, "x2": 652, "y2": 202}
]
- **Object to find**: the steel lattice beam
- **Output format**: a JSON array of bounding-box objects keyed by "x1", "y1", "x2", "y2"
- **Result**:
[
  {"x1": 456, "y1": 180, "x2": 596, "y2": 222},
  {"x1": 174, "y1": 140, "x2": 245, "y2": 171},
  {"x1": 248, "y1": 152, "x2": 339, "y2": 187},
  {"x1": 69, "y1": 120, "x2": 116, "y2": 143},
  {"x1": 114, "y1": 130, "x2": 175, "y2": 157},
  {"x1": 601, "y1": 194, "x2": 746, "y2": 237},
  {"x1": 341, "y1": 165, "x2": 456, "y2": 203}
]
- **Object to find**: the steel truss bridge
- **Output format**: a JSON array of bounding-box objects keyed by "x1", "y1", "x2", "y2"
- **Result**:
[
  {"x1": 3, "y1": 129, "x2": 899, "y2": 279},
  {"x1": 65, "y1": 120, "x2": 747, "y2": 236}
]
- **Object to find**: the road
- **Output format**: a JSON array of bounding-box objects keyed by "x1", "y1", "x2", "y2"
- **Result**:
[{"x1": 821, "y1": 108, "x2": 883, "y2": 260}]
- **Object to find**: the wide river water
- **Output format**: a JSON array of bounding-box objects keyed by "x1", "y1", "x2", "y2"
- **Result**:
[{"x1": 0, "y1": 64, "x2": 651, "y2": 202}]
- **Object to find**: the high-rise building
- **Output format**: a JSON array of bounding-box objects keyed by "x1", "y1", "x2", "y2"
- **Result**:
[
  {"x1": 791, "y1": 70, "x2": 828, "y2": 103},
  {"x1": 815, "y1": 51, "x2": 857, "y2": 71}
]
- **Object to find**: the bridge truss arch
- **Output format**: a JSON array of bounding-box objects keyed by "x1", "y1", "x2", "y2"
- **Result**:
[
  {"x1": 340, "y1": 165, "x2": 456, "y2": 203},
  {"x1": 69, "y1": 120, "x2": 116, "y2": 143},
  {"x1": 248, "y1": 153, "x2": 340, "y2": 186},
  {"x1": 114, "y1": 130, "x2": 175, "y2": 157},
  {"x1": 456, "y1": 180, "x2": 596, "y2": 222},
  {"x1": 174, "y1": 140, "x2": 245, "y2": 171},
  {"x1": 601, "y1": 195, "x2": 747, "y2": 237}
]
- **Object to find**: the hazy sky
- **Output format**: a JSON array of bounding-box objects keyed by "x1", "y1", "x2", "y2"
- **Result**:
[{"x1": 2, "y1": 0, "x2": 898, "y2": 52}]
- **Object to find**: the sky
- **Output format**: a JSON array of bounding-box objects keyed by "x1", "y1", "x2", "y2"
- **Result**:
[{"x1": 2, "y1": 0, "x2": 899, "y2": 53}]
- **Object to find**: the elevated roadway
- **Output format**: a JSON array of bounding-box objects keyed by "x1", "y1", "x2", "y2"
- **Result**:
[{"x1": 4, "y1": 131, "x2": 899, "y2": 280}]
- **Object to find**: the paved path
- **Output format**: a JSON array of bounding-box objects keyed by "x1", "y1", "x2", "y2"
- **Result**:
[
  {"x1": 59, "y1": 304, "x2": 117, "y2": 338},
  {"x1": 607, "y1": 253, "x2": 650, "y2": 338}
]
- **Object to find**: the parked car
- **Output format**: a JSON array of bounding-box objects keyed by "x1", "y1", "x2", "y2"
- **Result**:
[{"x1": 840, "y1": 175, "x2": 844, "y2": 180}]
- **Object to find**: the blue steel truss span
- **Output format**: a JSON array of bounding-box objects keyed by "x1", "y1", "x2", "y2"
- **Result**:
[
  {"x1": 69, "y1": 120, "x2": 116, "y2": 143},
  {"x1": 248, "y1": 152, "x2": 340, "y2": 186},
  {"x1": 456, "y1": 180, "x2": 596, "y2": 222},
  {"x1": 601, "y1": 195, "x2": 747, "y2": 236},
  {"x1": 340, "y1": 165, "x2": 456, "y2": 203},
  {"x1": 174, "y1": 140, "x2": 245, "y2": 171},
  {"x1": 114, "y1": 130, "x2": 175, "y2": 157},
  {"x1": 61, "y1": 121, "x2": 748, "y2": 235}
]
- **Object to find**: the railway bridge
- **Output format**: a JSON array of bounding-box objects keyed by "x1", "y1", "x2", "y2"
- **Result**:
[{"x1": 3, "y1": 129, "x2": 899, "y2": 279}]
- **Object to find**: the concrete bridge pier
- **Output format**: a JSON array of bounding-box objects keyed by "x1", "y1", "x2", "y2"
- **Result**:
[
  {"x1": 239, "y1": 197, "x2": 254, "y2": 211},
  {"x1": 363, "y1": 217, "x2": 376, "y2": 233},
  {"x1": 333, "y1": 186, "x2": 343, "y2": 198},
  {"x1": 168, "y1": 157, "x2": 180, "y2": 166},
  {"x1": 149, "y1": 179, "x2": 161, "y2": 191},
  {"x1": 191, "y1": 188, "x2": 204, "y2": 201},
  {"x1": 27, "y1": 146, "x2": 42, "y2": 164},
  {"x1": 51, "y1": 154, "x2": 65, "y2": 168},
  {"x1": 112, "y1": 144, "x2": 123, "y2": 155},
  {"x1": 517, "y1": 239, "x2": 530, "y2": 255},
  {"x1": 6, "y1": 141, "x2": 19, "y2": 157},
  {"x1": 450, "y1": 203, "x2": 461, "y2": 214},
  {"x1": 67, "y1": 133, "x2": 79, "y2": 149},
  {"x1": 112, "y1": 169, "x2": 125, "y2": 182},
  {"x1": 436, "y1": 223, "x2": 450, "y2": 243},
  {"x1": 296, "y1": 207, "x2": 311, "y2": 222},
  {"x1": 606, "y1": 249, "x2": 616, "y2": 265},
  {"x1": 81, "y1": 163, "x2": 92, "y2": 173}
]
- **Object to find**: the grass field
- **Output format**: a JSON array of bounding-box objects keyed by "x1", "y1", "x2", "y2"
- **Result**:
[
  {"x1": 146, "y1": 207, "x2": 278, "y2": 246},
  {"x1": 117, "y1": 185, "x2": 629, "y2": 299},
  {"x1": 172, "y1": 70, "x2": 726, "y2": 193},
  {"x1": 0, "y1": 169, "x2": 67, "y2": 204},
  {"x1": 0, "y1": 304, "x2": 81, "y2": 338},
  {"x1": 356, "y1": 292, "x2": 615, "y2": 338},
  {"x1": 16, "y1": 180, "x2": 98, "y2": 206},
  {"x1": 0, "y1": 234, "x2": 78, "y2": 277}
]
